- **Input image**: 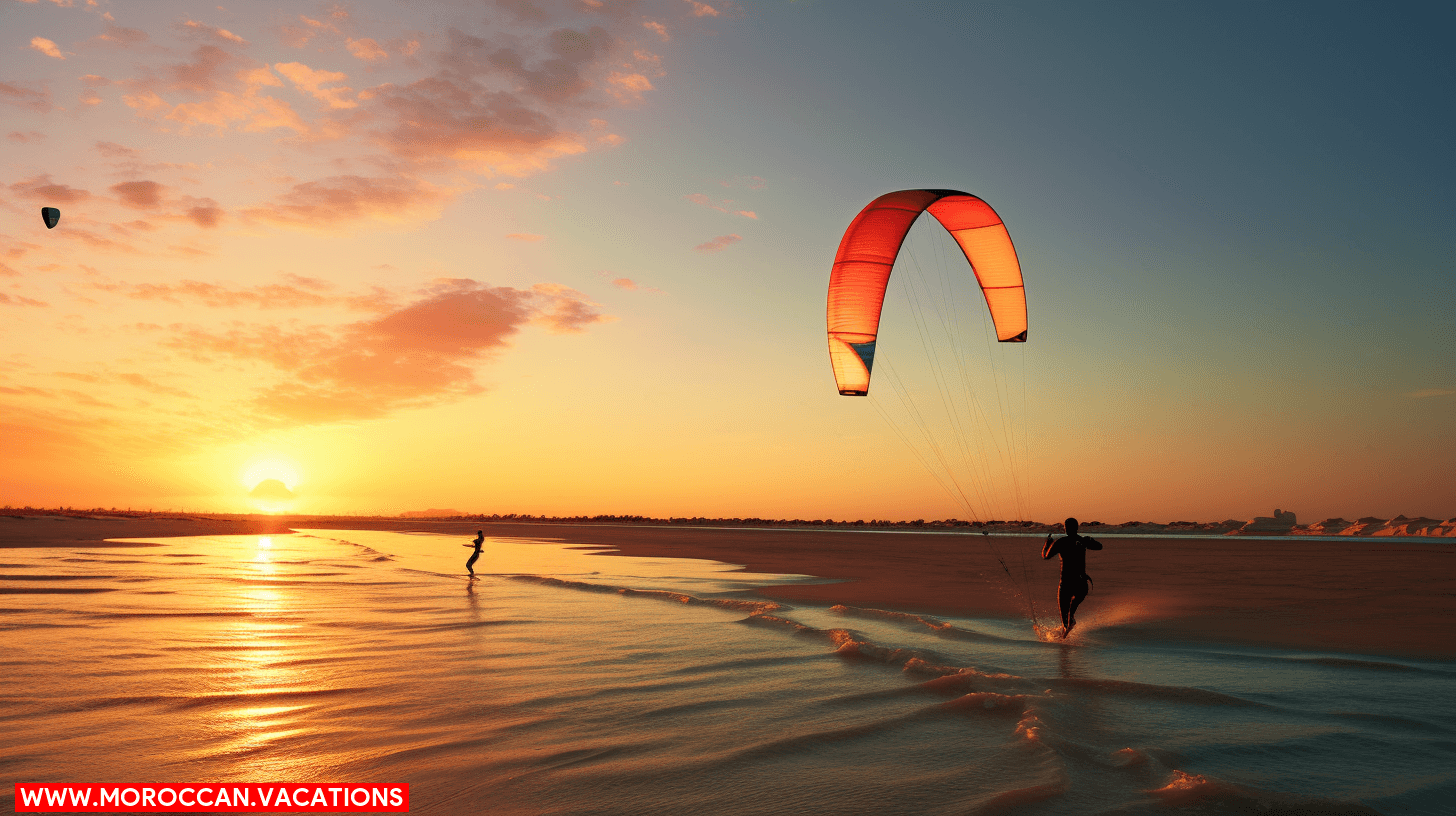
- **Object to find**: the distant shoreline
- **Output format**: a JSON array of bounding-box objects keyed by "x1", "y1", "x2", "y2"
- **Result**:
[{"x1": 3, "y1": 508, "x2": 1453, "y2": 540}]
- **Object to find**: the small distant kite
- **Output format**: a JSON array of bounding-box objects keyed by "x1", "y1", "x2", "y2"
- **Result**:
[{"x1": 41, "y1": 207, "x2": 60, "y2": 229}]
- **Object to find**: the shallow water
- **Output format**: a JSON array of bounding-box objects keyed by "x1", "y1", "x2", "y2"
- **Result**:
[{"x1": 2, "y1": 530, "x2": 1451, "y2": 815}]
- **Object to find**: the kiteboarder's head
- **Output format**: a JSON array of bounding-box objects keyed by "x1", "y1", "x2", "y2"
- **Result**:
[{"x1": 1065, "y1": 517, "x2": 1078, "y2": 536}]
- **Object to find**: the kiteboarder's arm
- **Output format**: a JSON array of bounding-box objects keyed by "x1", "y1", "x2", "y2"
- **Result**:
[
  {"x1": 1082, "y1": 536, "x2": 1102, "y2": 550},
  {"x1": 1042, "y1": 536, "x2": 1058, "y2": 560}
]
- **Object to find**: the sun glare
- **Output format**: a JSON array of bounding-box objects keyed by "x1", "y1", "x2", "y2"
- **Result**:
[{"x1": 240, "y1": 458, "x2": 303, "y2": 492}]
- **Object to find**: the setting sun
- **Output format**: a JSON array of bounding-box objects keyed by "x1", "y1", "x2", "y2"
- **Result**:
[{"x1": 240, "y1": 459, "x2": 302, "y2": 495}]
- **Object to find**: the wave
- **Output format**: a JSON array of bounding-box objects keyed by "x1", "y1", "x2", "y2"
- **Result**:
[
  {"x1": 509, "y1": 574, "x2": 784, "y2": 616},
  {"x1": 829, "y1": 604, "x2": 1024, "y2": 644},
  {"x1": 1147, "y1": 768, "x2": 1383, "y2": 814}
]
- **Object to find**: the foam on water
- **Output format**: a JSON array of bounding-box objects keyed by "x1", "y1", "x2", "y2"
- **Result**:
[{"x1": 1, "y1": 529, "x2": 1451, "y2": 815}]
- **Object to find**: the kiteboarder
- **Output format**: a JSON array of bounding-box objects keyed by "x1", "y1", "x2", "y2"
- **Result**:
[
  {"x1": 465, "y1": 530, "x2": 484, "y2": 576},
  {"x1": 1042, "y1": 518, "x2": 1102, "y2": 637}
]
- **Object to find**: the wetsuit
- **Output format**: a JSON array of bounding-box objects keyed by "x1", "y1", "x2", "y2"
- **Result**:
[
  {"x1": 1043, "y1": 534, "x2": 1102, "y2": 629},
  {"x1": 467, "y1": 536, "x2": 483, "y2": 575}
]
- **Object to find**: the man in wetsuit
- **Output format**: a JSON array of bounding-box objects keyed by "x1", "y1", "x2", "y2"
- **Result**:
[
  {"x1": 465, "y1": 530, "x2": 484, "y2": 576},
  {"x1": 1042, "y1": 518, "x2": 1102, "y2": 637}
]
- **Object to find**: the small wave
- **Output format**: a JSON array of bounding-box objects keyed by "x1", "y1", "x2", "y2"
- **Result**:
[
  {"x1": 964, "y1": 771, "x2": 1068, "y2": 816},
  {"x1": 1047, "y1": 676, "x2": 1264, "y2": 708},
  {"x1": 509, "y1": 575, "x2": 784, "y2": 616},
  {"x1": 935, "y1": 691, "x2": 1030, "y2": 716},
  {"x1": 668, "y1": 654, "x2": 823, "y2": 678},
  {"x1": 1328, "y1": 709, "x2": 1452, "y2": 734},
  {"x1": 167, "y1": 686, "x2": 370, "y2": 711},
  {"x1": 1146, "y1": 769, "x2": 1383, "y2": 814},
  {"x1": 829, "y1": 604, "x2": 1022, "y2": 643}
]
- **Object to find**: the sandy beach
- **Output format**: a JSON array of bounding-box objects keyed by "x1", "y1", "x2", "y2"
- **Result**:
[
  {"x1": 5, "y1": 515, "x2": 1451, "y2": 659},
  {"x1": 5, "y1": 517, "x2": 1451, "y2": 815}
]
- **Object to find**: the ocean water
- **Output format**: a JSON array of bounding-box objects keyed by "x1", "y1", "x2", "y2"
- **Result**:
[{"x1": 2, "y1": 530, "x2": 1452, "y2": 815}]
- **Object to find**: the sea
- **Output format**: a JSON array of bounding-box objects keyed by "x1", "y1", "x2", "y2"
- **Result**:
[{"x1": 2, "y1": 530, "x2": 1452, "y2": 815}]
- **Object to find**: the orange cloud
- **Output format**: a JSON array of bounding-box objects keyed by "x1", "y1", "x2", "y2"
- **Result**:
[
  {"x1": 0, "y1": 81, "x2": 53, "y2": 112},
  {"x1": 31, "y1": 37, "x2": 65, "y2": 60},
  {"x1": 185, "y1": 199, "x2": 224, "y2": 228},
  {"x1": 116, "y1": 373, "x2": 194, "y2": 399},
  {"x1": 164, "y1": 279, "x2": 607, "y2": 425},
  {"x1": 180, "y1": 21, "x2": 247, "y2": 45},
  {"x1": 1, "y1": 293, "x2": 48, "y2": 307},
  {"x1": 10, "y1": 175, "x2": 92, "y2": 204},
  {"x1": 643, "y1": 21, "x2": 669, "y2": 41},
  {"x1": 347, "y1": 37, "x2": 388, "y2": 62},
  {"x1": 606, "y1": 71, "x2": 653, "y2": 104},
  {"x1": 240, "y1": 175, "x2": 452, "y2": 231},
  {"x1": 111, "y1": 180, "x2": 166, "y2": 208},
  {"x1": 685, "y1": 0, "x2": 720, "y2": 18},
  {"x1": 507, "y1": 233, "x2": 546, "y2": 242},
  {"x1": 93, "y1": 279, "x2": 335, "y2": 309},
  {"x1": 8, "y1": 131, "x2": 46, "y2": 143},
  {"x1": 694, "y1": 234, "x2": 741, "y2": 253},
  {"x1": 94, "y1": 25, "x2": 148, "y2": 47},
  {"x1": 274, "y1": 61, "x2": 356, "y2": 109}
]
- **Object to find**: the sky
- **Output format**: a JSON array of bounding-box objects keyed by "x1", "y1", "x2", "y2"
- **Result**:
[{"x1": 2, "y1": 0, "x2": 1452, "y2": 523}]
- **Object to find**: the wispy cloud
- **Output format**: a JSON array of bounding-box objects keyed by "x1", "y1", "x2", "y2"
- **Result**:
[
  {"x1": 605, "y1": 275, "x2": 665, "y2": 294},
  {"x1": 685, "y1": 193, "x2": 756, "y2": 219},
  {"x1": 159, "y1": 280, "x2": 608, "y2": 425},
  {"x1": 721, "y1": 175, "x2": 766, "y2": 190},
  {"x1": 1408, "y1": 388, "x2": 1454, "y2": 399},
  {"x1": 506, "y1": 232, "x2": 546, "y2": 242},
  {"x1": 9, "y1": 174, "x2": 93, "y2": 204},
  {"x1": 0, "y1": 81, "x2": 53, "y2": 112},
  {"x1": 685, "y1": 0, "x2": 721, "y2": 18},
  {"x1": 89, "y1": 279, "x2": 345, "y2": 310},
  {"x1": 273, "y1": 61, "x2": 357, "y2": 109},
  {"x1": 1, "y1": 293, "x2": 49, "y2": 307},
  {"x1": 240, "y1": 176, "x2": 452, "y2": 232},
  {"x1": 694, "y1": 234, "x2": 741, "y2": 253},
  {"x1": 179, "y1": 20, "x2": 247, "y2": 45}
]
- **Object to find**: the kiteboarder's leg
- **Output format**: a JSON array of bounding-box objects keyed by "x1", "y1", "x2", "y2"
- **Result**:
[
  {"x1": 466, "y1": 551, "x2": 479, "y2": 575},
  {"x1": 1065, "y1": 578, "x2": 1089, "y2": 634},
  {"x1": 1057, "y1": 580, "x2": 1074, "y2": 634}
]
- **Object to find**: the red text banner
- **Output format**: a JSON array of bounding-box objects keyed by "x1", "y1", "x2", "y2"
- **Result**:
[{"x1": 14, "y1": 783, "x2": 409, "y2": 812}]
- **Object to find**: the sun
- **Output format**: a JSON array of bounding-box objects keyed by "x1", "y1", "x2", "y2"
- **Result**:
[{"x1": 240, "y1": 457, "x2": 303, "y2": 493}]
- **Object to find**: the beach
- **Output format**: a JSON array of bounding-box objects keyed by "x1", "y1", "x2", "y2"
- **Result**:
[
  {"x1": 3, "y1": 516, "x2": 1453, "y2": 814},
  {"x1": 8, "y1": 515, "x2": 1451, "y2": 659}
]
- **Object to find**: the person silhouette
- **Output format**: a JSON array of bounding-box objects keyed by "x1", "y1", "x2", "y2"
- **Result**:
[
  {"x1": 465, "y1": 530, "x2": 484, "y2": 576},
  {"x1": 1042, "y1": 518, "x2": 1102, "y2": 637}
]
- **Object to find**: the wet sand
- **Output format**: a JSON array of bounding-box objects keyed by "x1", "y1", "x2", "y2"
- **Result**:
[{"x1": 3, "y1": 516, "x2": 1451, "y2": 659}]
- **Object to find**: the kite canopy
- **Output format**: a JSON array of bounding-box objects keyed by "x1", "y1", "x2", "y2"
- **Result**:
[
  {"x1": 826, "y1": 189, "x2": 1025, "y2": 396},
  {"x1": 41, "y1": 207, "x2": 60, "y2": 229}
]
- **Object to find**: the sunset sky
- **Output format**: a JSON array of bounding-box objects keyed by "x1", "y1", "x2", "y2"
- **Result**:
[{"x1": 3, "y1": 0, "x2": 1452, "y2": 523}]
